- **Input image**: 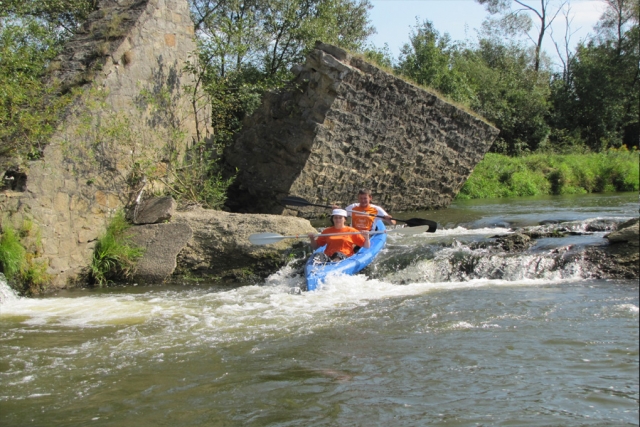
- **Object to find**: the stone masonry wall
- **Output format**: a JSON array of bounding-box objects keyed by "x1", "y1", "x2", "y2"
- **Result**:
[
  {"x1": 0, "y1": 0, "x2": 209, "y2": 287},
  {"x1": 224, "y1": 42, "x2": 499, "y2": 216}
]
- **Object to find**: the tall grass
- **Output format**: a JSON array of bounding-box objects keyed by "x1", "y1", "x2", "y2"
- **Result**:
[
  {"x1": 0, "y1": 222, "x2": 51, "y2": 294},
  {"x1": 0, "y1": 226, "x2": 25, "y2": 281},
  {"x1": 458, "y1": 148, "x2": 639, "y2": 200},
  {"x1": 91, "y1": 210, "x2": 144, "y2": 286}
]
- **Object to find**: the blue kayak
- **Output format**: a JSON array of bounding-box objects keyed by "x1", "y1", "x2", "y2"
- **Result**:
[{"x1": 304, "y1": 219, "x2": 387, "y2": 291}]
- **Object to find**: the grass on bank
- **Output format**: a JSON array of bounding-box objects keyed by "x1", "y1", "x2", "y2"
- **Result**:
[
  {"x1": 0, "y1": 221, "x2": 51, "y2": 295},
  {"x1": 90, "y1": 210, "x2": 144, "y2": 287},
  {"x1": 458, "y1": 148, "x2": 639, "y2": 200}
]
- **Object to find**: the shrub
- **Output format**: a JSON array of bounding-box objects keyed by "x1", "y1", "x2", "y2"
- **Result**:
[
  {"x1": 0, "y1": 222, "x2": 51, "y2": 295},
  {"x1": 90, "y1": 211, "x2": 144, "y2": 286},
  {"x1": 0, "y1": 226, "x2": 25, "y2": 281},
  {"x1": 458, "y1": 150, "x2": 639, "y2": 200}
]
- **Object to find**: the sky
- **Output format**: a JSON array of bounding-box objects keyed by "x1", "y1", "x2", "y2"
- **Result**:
[{"x1": 366, "y1": 0, "x2": 607, "y2": 68}]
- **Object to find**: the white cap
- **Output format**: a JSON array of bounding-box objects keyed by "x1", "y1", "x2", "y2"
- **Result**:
[{"x1": 331, "y1": 209, "x2": 348, "y2": 218}]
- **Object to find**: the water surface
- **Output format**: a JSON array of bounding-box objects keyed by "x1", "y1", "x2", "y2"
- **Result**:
[{"x1": 1, "y1": 193, "x2": 638, "y2": 426}]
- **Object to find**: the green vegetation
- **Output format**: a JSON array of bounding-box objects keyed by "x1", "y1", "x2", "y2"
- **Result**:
[
  {"x1": 0, "y1": 226, "x2": 25, "y2": 280},
  {"x1": 0, "y1": 0, "x2": 97, "y2": 170},
  {"x1": 0, "y1": 0, "x2": 636, "y2": 292},
  {"x1": 90, "y1": 210, "x2": 144, "y2": 287},
  {"x1": 160, "y1": 144, "x2": 235, "y2": 209},
  {"x1": 386, "y1": 0, "x2": 638, "y2": 155},
  {"x1": 0, "y1": 220, "x2": 51, "y2": 295},
  {"x1": 3, "y1": 0, "x2": 637, "y2": 174},
  {"x1": 457, "y1": 148, "x2": 640, "y2": 200}
]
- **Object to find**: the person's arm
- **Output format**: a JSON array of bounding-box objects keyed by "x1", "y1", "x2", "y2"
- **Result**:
[
  {"x1": 376, "y1": 206, "x2": 396, "y2": 225},
  {"x1": 383, "y1": 215, "x2": 396, "y2": 226},
  {"x1": 361, "y1": 230, "x2": 370, "y2": 249},
  {"x1": 308, "y1": 233, "x2": 319, "y2": 250}
]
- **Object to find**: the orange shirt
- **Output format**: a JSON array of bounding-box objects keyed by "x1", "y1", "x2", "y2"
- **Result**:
[
  {"x1": 349, "y1": 205, "x2": 380, "y2": 231},
  {"x1": 316, "y1": 226, "x2": 366, "y2": 257}
]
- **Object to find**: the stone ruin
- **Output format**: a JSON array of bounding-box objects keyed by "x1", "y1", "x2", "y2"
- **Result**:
[
  {"x1": 223, "y1": 42, "x2": 499, "y2": 217},
  {"x1": 0, "y1": 0, "x2": 209, "y2": 287},
  {"x1": 0, "y1": 3, "x2": 499, "y2": 289}
]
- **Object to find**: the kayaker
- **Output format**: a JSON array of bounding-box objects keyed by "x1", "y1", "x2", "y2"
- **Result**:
[
  {"x1": 338, "y1": 188, "x2": 396, "y2": 231},
  {"x1": 308, "y1": 209, "x2": 370, "y2": 262}
]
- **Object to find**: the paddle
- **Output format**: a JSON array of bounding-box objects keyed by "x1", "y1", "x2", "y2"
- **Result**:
[
  {"x1": 249, "y1": 225, "x2": 433, "y2": 246},
  {"x1": 280, "y1": 196, "x2": 438, "y2": 231}
]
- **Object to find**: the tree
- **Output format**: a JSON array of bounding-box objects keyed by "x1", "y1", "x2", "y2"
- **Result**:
[
  {"x1": 476, "y1": 0, "x2": 566, "y2": 72},
  {"x1": 456, "y1": 38, "x2": 552, "y2": 154},
  {"x1": 395, "y1": 20, "x2": 474, "y2": 104},
  {"x1": 549, "y1": 3, "x2": 579, "y2": 83},
  {"x1": 550, "y1": 0, "x2": 639, "y2": 151},
  {"x1": 0, "y1": 0, "x2": 98, "y2": 38},
  {"x1": 191, "y1": 0, "x2": 374, "y2": 84},
  {"x1": 393, "y1": 19, "x2": 551, "y2": 155},
  {"x1": 188, "y1": 0, "x2": 375, "y2": 154},
  {"x1": 0, "y1": 0, "x2": 98, "y2": 168}
]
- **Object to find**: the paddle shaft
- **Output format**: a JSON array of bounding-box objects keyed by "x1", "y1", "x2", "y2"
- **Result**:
[
  {"x1": 280, "y1": 196, "x2": 437, "y2": 231},
  {"x1": 248, "y1": 224, "x2": 433, "y2": 245},
  {"x1": 281, "y1": 196, "x2": 400, "y2": 222}
]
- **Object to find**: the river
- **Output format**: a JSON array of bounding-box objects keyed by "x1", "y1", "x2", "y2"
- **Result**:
[{"x1": 1, "y1": 193, "x2": 638, "y2": 426}]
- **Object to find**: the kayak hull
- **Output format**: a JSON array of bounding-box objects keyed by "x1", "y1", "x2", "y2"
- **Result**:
[{"x1": 304, "y1": 219, "x2": 387, "y2": 291}]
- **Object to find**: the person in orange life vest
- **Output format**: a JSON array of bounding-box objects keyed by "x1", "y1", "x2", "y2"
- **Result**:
[
  {"x1": 308, "y1": 209, "x2": 370, "y2": 261},
  {"x1": 338, "y1": 188, "x2": 396, "y2": 231}
]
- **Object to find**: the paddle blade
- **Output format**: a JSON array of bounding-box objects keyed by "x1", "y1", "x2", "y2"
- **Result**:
[
  {"x1": 249, "y1": 233, "x2": 286, "y2": 246},
  {"x1": 281, "y1": 196, "x2": 313, "y2": 207},
  {"x1": 280, "y1": 196, "x2": 332, "y2": 209},
  {"x1": 402, "y1": 218, "x2": 438, "y2": 232}
]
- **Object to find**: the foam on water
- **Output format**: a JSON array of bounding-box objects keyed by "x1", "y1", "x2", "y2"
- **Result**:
[
  {"x1": 0, "y1": 268, "x2": 574, "y2": 334},
  {"x1": 0, "y1": 218, "x2": 622, "y2": 364},
  {"x1": 0, "y1": 273, "x2": 20, "y2": 305},
  {"x1": 0, "y1": 223, "x2": 592, "y2": 337}
]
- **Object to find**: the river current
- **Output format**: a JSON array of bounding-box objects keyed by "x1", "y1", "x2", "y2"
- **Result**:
[{"x1": 1, "y1": 193, "x2": 638, "y2": 426}]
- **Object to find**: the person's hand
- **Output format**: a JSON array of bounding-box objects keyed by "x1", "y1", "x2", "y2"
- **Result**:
[
  {"x1": 331, "y1": 204, "x2": 341, "y2": 209},
  {"x1": 361, "y1": 230, "x2": 370, "y2": 240},
  {"x1": 307, "y1": 233, "x2": 316, "y2": 240}
]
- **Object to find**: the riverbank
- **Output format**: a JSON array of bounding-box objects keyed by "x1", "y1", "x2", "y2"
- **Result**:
[{"x1": 458, "y1": 149, "x2": 639, "y2": 199}]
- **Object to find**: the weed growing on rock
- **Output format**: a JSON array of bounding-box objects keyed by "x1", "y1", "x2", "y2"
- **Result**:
[
  {"x1": 91, "y1": 210, "x2": 144, "y2": 287},
  {"x1": 0, "y1": 222, "x2": 51, "y2": 295}
]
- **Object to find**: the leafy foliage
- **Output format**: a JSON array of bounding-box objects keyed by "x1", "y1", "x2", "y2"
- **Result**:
[
  {"x1": 0, "y1": 225, "x2": 25, "y2": 280},
  {"x1": 362, "y1": 43, "x2": 393, "y2": 69},
  {"x1": 1, "y1": 0, "x2": 98, "y2": 36},
  {"x1": 0, "y1": 220, "x2": 51, "y2": 294},
  {"x1": 157, "y1": 141, "x2": 236, "y2": 209},
  {"x1": 0, "y1": 18, "x2": 73, "y2": 167},
  {"x1": 549, "y1": 0, "x2": 639, "y2": 151},
  {"x1": 475, "y1": 0, "x2": 565, "y2": 72},
  {"x1": 90, "y1": 210, "x2": 144, "y2": 287},
  {"x1": 395, "y1": 20, "x2": 474, "y2": 104},
  {"x1": 459, "y1": 39, "x2": 552, "y2": 154},
  {"x1": 190, "y1": 0, "x2": 375, "y2": 153},
  {"x1": 458, "y1": 148, "x2": 640, "y2": 199},
  {"x1": 0, "y1": 1, "x2": 99, "y2": 169},
  {"x1": 191, "y1": 0, "x2": 374, "y2": 83},
  {"x1": 394, "y1": 21, "x2": 552, "y2": 154}
]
